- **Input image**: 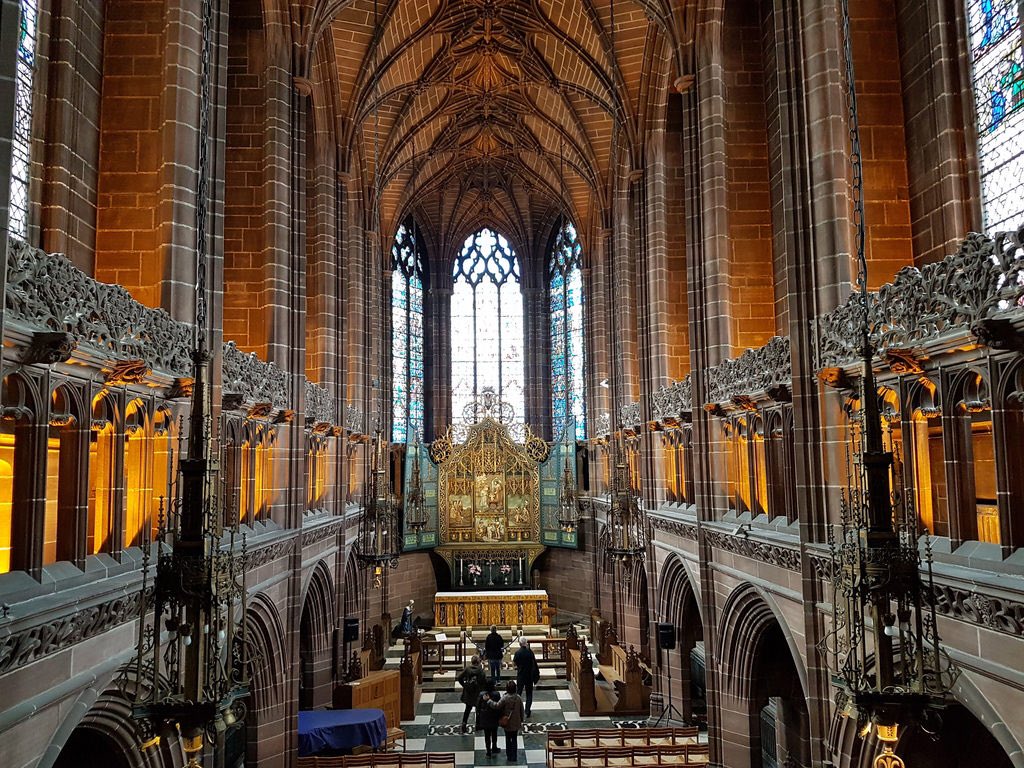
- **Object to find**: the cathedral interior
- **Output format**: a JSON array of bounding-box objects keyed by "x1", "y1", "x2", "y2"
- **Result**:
[{"x1": 1, "y1": 0, "x2": 1023, "y2": 767}]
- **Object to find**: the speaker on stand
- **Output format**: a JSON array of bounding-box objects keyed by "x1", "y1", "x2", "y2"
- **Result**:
[
  {"x1": 654, "y1": 622, "x2": 684, "y2": 725},
  {"x1": 341, "y1": 617, "x2": 360, "y2": 677}
]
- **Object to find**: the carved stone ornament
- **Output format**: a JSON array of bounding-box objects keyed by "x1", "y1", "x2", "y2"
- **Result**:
[
  {"x1": 243, "y1": 538, "x2": 295, "y2": 570},
  {"x1": 816, "y1": 227, "x2": 1024, "y2": 368},
  {"x1": 705, "y1": 336, "x2": 792, "y2": 405},
  {"x1": 20, "y1": 331, "x2": 76, "y2": 365},
  {"x1": 0, "y1": 587, "x2": 152, "y2": 674},
  {"x1": 651, "y1": 376, "x2": 693, "y2": 422},
  {"x1": 344, "y1": 402, "x2": 366, "y2": 434},
  {"x1": 301, "y1": 519, "x2": 343, "y2": 547},
  {"x1": 884, "y1": 348, "x2": 924, "y2": 375},
  {"x1": 222, "y1": 341, "x2": 289, "y2": 409},
  {"x1": 5, "y1": 238, "x2": 193, "y2": 375},
  {"x1": 105, "y1": 358, "x2": 150, "y2": 385},
  {"x1": 931, "y1": 583, "x2": 1024, "y2": 637},
  {"x1": 818, "y1": 366, "x2": 853, "y2": 390},
  {"x1": 649, "y1": 516, "x2": 698, "y2": 540},
  {"x1": 621, "y1": 401, "x2": 642, "y2": 429},
  {"x1": 168, "y1": 377, "x2": 194, "y2": 399},
  {"x1": 704, "y1": 528, "x2": 801, "y2": 572},
  {"x1": 305, "y1": 380, "x2": 337, "y2": 427}
]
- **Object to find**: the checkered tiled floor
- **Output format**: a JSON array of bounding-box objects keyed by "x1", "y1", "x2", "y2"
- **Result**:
[{"x1": 400, "y1": 682, "x2": 653, "y2": 767}]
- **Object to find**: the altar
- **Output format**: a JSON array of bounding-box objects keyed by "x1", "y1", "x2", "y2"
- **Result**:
[{"x1": 434, "y1": 589, "x2": 550, "y2": 628}]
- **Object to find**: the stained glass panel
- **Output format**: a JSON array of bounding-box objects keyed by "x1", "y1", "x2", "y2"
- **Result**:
[
  {"x1": 967, "y1": 0, "x2": 1024, "y2": 232},
  {"x1": 549, "y1": 222, "x2": 586, "y2": 440},
  {"x1": 10, "y1": 0, "x2": 39, "y2": 240},
  {"x1": 451, "y1": 229, "x2": 524, "y2": 422},
  {"x1": 392, "y1": 223, "x2": 425, "y2": 442}
]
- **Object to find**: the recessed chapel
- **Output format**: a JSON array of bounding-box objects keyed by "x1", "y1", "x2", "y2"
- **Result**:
[{"x1": 0, "y1": 1, "x2": 1022, "y2": 767}]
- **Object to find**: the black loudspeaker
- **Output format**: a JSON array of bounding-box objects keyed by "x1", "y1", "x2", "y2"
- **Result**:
[
  {"x1": 343, "y1": 617, "x2": 360, "y2": 643},
  {"x1": 656, "y1": 622, "x2": 676, "y2": 651}
]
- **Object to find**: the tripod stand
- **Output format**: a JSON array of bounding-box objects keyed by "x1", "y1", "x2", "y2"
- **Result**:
[{"x1": 653, "y1": 644, "x2": 686, "y2": 726}]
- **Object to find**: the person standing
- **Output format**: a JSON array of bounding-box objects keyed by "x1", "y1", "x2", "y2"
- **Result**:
[
  {"x1": 475, "y1": 679, "x2": 501, "y2": 757},
  {"x1": 512, "y1": 637, "x2": 539, "y2": 718},
  {"x1": 490, "y1": 679, "x2": 524, "y2": 763},
  {"x1": 484, "y1": 625, "x2": 505, "y2": 681},
  {"x1": 457, "y1": 655, "x2": 487, "y2": 734}
]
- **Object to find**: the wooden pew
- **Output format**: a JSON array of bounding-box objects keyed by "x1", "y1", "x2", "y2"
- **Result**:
[
  {"x1": 400, "y1": 649, "x2": 421, "y2": 721},
  {"x1": 546, "y1": 727, "x2": 700, "y2": 751},
  {"x1": 297, "y1": 752, "x2": 456, "y2": 768},
  {"x1": 547, "y1": 743, "x2": 710, "y2": 767}
]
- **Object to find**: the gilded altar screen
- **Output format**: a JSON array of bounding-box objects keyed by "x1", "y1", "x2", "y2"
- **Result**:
[{"x1": 431, "y1": 417, "x2": 545, "y2": 545}]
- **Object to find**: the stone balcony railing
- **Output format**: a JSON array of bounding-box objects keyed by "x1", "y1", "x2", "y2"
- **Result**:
[
  {"x1": 817, "y1": 225, "x2": 1024, "y2": 369},
  {"x1": 4, "y1": 238, "x2": 339, "y2": 423}
]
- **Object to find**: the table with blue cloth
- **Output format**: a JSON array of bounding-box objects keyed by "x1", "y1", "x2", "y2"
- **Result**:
[{"x1": 297, "y1": 708, "x2": 387, "y2": 756}]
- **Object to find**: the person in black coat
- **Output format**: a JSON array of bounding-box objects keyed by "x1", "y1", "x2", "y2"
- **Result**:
[
  {"x1": 483, "y1": 625, "x2": 505, "y2": 681},
  {"x1": 512, "y1": 637, "x2": 539, "y2": 718},
  {"x1": 457, "y1": 655, "x2": 487, "y2": 733},
  {"x1": 488, "y1": 680, "x2": 525, "y2": 762},
  {"x1": 475, "y1": 679, "x2": 501, "y2": 757}
]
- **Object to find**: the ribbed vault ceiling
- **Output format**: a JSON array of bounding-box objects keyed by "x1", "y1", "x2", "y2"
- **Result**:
[{"x1": 323, "y1": 0, "x2": 690, "y2": 259}]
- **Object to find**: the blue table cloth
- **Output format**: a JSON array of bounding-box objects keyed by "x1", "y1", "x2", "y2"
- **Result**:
[{"x1": 297, "y1": 708, "x2": 387, "y2": 756}]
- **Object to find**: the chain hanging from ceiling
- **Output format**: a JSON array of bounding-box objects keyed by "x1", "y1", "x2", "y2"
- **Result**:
[
  {"x1": 601, "y1": 0, "x2": 646, "y2": 578},
  {"x1": 824, "y1": 2, "x2": 958, "y2": 763},
  {"x1": 119, "y1": 0, "x2": 250, "y2": 763},
  {"x1": 358, "y1": 0, "x2": 402, "y2": 578}
]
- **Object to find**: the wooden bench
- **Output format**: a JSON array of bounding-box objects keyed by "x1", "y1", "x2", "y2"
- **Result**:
[
  {"x1": 297, "y1": 752, "x2": 456, "y2": 768},
  {"x1": 599, "y1": 645, "x2": 651, "y2": 715},
  {"x1": 547, "y1": 727, "x2": 700, "y2": 751},
  {"x1": 547, "y1": 743, "x2": 710, "y2": 767},
  {"x1": 400, "y1": 650, "x2": 421, "y2": 721}
]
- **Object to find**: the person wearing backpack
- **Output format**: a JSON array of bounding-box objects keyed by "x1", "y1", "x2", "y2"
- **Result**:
[
  {"x1": 457, "y1": 655, "x2": 487, "y2": 734},
  {"x1": 490, "y1": 679, "x2": 525, "y2": 762}
]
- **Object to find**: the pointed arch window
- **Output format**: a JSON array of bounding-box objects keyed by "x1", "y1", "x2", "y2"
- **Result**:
[
  {"x1": 392, "y1": 222, "x2": 425, "y2": 442},
  {"x1": 10, "y1": 0, "x2": 39, "y2": 240},
  {"x1": 549, "y1": 221, "x2": 586, "y2": 440},
  {"x1": 966, "y1": 0, "x2": 1024, "y2": 231},
  {"x1": 451, "y1": 229, "x2": 524, "y2": 422}
]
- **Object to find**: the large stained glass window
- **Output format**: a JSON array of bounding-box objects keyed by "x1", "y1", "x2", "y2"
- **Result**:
[
  {"x1": 451, "y1": 229, "x2": 524, "y2": 422},
  {"x1": 392, "y1": 223, "x2": 425, "y2": 443},
  {"x1": 966, "y1": 0, "x2": 1024, "y2": 231},
  {"x1": 10, "y1": 0, "x2": 39, "y2": 240},
  {"x1": 549, "y1": 222, "x2": 586, "y2": 440}
]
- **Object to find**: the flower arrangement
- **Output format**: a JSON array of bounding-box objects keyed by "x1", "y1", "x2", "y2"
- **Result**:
[
  {"x1": 467, "y1": 563, "x2": 483, "y2": 577},
  {"x1": 500, "y1": 564, "x2": 512, "y2": 575}
]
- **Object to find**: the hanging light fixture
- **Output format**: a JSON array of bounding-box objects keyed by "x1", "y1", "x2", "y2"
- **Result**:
[
  {"x1": 356, "y1": 426, "x2": 402, "y2": 570},
  {"x1": 120, "y1": 0, "x2": 249, "y2": 762},
  {"x1": 826, "y1": 1, "x2": 957, "y2": 761},
  {"x1": 405, "y1": 440, "x2": 428, "y2": 532},
  {"x1": 605, "y1": 432, "x2": 646, "y2": 574},
  {"x1": 600, "y1": 0, "x2": 645, "y2": 577},
  {"x1": 557, "y1": 457, "x2": 579, "y2": 533},
  {"x1": 356, "y1": 0, "x2": 402, "y2": 577}
]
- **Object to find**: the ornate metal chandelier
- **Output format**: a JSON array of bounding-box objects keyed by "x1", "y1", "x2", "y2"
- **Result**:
[
  {"x1": 605, "y1": 433, "x2": 646, "y2": 572},
  {"x1": 826, "y1": 1, "x2": 958, "y2": 761},
  {"x1": 355, "y1": 426, "x2": 402, "y2": 571},
  {"x1": 119, "y1": 0, "x2": 249, "y2": 761},
  {"x1": 557, "y1": 457, "x2": 579, "y2": 533},
  {"x1": 405, "y1": 441, "x2": 428, "y2": 532}
]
